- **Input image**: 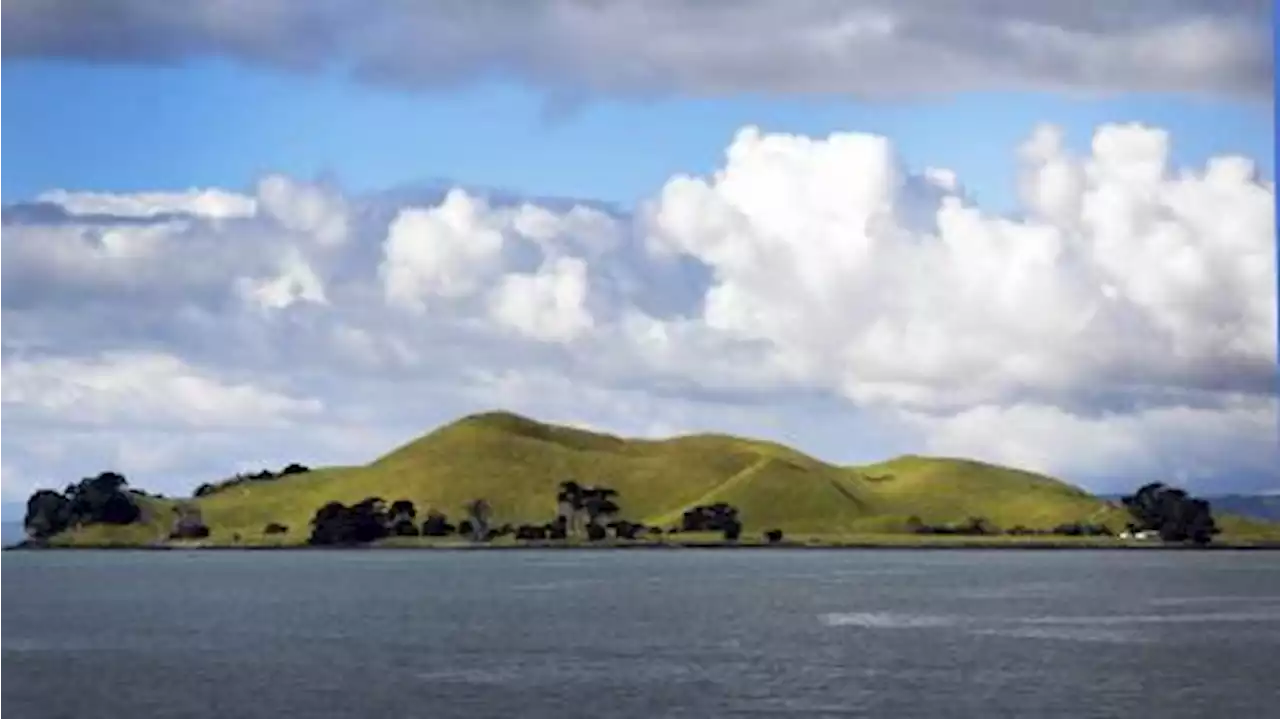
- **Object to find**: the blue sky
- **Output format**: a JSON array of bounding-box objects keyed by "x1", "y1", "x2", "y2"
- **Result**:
[
  {"x1": 4, "y1": 59, "x2": 1273, "y2": 212},
  {"x1": 1, "y1": 1, "x2": 1277, "y2": 502}
]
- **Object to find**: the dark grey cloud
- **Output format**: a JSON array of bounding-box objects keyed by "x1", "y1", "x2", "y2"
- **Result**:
[{"x1": 2, "y1": 0, "x2": 1271, "y2": 99}]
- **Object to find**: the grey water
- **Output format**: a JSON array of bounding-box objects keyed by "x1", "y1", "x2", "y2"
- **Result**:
[{"x1": 4, "y1": 550, "x2": 1279, "y2": 718}]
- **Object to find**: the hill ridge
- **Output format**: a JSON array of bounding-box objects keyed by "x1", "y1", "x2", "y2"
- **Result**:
[{"x1": 37, "y1": 409, "x2": 1280, "y2": 546}]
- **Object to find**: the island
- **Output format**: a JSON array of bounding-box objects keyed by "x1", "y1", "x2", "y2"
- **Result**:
[{"x1": 13, "y1": 410, "x2": 1280, "y2": 550}]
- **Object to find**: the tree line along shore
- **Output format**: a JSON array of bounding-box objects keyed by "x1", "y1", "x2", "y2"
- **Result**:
[{"x1": 16, "y1": 411, "x2": 1275, "y2": 551}]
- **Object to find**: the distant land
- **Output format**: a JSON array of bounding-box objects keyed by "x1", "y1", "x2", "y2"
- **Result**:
[
  {"x1": 1101, "y1": 493, "x2": 1280, "y2": 524},
  {"x1": 14, "y1": 411, "x2": 1280, "y2": 549}
]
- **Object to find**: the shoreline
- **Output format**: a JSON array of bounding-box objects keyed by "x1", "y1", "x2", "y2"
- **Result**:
[{"x1": 8, "y1": 539, "x2": 1280, "y2": 552}]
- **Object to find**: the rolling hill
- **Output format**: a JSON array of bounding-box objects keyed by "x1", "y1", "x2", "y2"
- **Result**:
[{"x1": 42, "y1": 410, "x2": 1280, "y2": 546}]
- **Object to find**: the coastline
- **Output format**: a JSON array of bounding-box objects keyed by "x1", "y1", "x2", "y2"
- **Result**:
[{"x1": 9, "y1": 538, "x2": 1280, "y2": 552}]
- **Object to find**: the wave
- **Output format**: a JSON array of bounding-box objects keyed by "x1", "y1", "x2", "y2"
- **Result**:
[
  {"x1": 973, "y1": 627, "x2": 1151, "y2": 644},
  {"x1": 818, "y1": 612, "x2": 958, "y2": 628},
  {"x1": 1020, "y1": 611, "x2": 1280, "y2": 626}
]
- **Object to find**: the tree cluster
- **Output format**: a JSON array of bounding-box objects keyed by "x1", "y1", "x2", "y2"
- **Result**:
[
  {"x1": 306, "y1": 497, "x2": 501, "y2": 545},
  {"x1": 555, "y1": 481, "x2": 620, "y2": 534},
  {"x1": 1122, "y1": 482, "x2": 1219, "y2": 544},
  {"x1": 908, "y1": 516, "x2": 999, "y2": 536},
  {"x1": 1006, "y1": 523, "x2": 1113, "y2": 537},
  {"x1": 193, "y1": 463, "x2": 311, "y2": 498},
  {"x1": 680, "y1": 503, "x2": 743, "y2": 539},
  {"x1": 24, "y1": 472, "x2": 143, "y2": 539}
]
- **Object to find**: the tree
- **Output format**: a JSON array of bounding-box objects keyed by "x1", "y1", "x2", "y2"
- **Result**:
[
  {"x1": 307, "y1": 499, "x2": 390, "y2": 545},
  {"x1": 421, "y1": 510, "x2": 455, "y2": 537},
  {"x1": 547, "y1": 517, "x2": 568, "y2": 540},
  {"x1": 722, "y1": 519, "x2": 742, "y2": 541},
  {"x1": 24, "y1": 471, "x2": 143, "y2": 539},
  {"x1": 280, "y1": 463, "x2": 310, "y2": 476},
  {"x1": 1122, "y1": 482, "x2": 1219, "y2": 545},
  {"x1": 24, "y1": 489, "x2": 70, "y2": 539},
  {"x1": 389, "y1": 499, "x2": 417, "y2": 522},
  {"x1": 581, "y1": 487, "x2": 620, "y2": 528},
  {"x1": 556, "y1": 480, "x2": 585, "y2": 535},
  {"x1": 682, "y1": 503, "x2": 740, "y2": 532},
  {"x1": 516, "y1": 524, "x2": 549, "y2": 541},
  {"x1": 612, "y1": 521, "x2": 643, "y2": 540},
  {"x1": 464, "y1": 498, "x2": 492, "y2": 541}
]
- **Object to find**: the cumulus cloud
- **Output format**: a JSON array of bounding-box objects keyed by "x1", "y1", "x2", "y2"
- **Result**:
[
  {"x1": 380, "y1": 190, "x2": 509, "y2": 308},
  {"x1": 1, "y1": 1, "x2": 1270, "y2": 99},
  {"x1": 1, "y1": 351, "x2": 322, "y2": 429},
  {"x1": 378, "y1": 188, "x2": 612, "y2": 343},
  {"x1": 489, "y1": 257, "x2": 594, "y2": 342},
  {"x1": 36, "y1": 187, "x2": 257, "y2": 220},
  {"x1": 256, "y1": 175, "x2": 350, "y2": 247},
  {"x1": 909, "y1": 399, "x2": 1280, "y2": 489},
  {"x1": 1, "y1": 120, "x2": 1275, "y2": 496},
  {"x1": 642, "y1": 122, "x2": 1276, "y2": 413},
  {"x1": 236, "y1": 248, "x2": 329, "y2": 311}
]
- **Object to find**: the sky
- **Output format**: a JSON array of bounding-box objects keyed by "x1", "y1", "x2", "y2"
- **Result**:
[{"x1": 1, "y1": 0, "x2": 1277, "y2": 505}]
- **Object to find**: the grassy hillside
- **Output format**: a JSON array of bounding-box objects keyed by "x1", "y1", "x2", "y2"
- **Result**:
[{"x1": 44, "y1": 410, "x2": 1280, "y2": 546}]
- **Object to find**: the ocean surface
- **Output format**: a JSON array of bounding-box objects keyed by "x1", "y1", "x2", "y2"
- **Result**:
[{"x1": 4, "y1": 549, "x2": 1279, "y2": 718}]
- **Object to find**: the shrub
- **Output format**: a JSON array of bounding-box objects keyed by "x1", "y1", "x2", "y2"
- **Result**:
[
  {"x1": 421, "y1": 511, "x2": 454, "y2": 537},
  {"x1": 263, "y1": 522, "x2": 289, "y2": 535},
  {"x1": 722, "y1": 520, "x2": 742, "y2": 541},
  {"x1": 764, "y1": 529, "x2": 784, "y2": 544},
  {"x1": 516, "y1": 524, "x2": 548, "y2": 541}
]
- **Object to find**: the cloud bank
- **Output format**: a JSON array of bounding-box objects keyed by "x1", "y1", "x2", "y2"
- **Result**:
[
  {"x1": 2, "y1": 0, "x2": 1271, "y2": 99},
  {"x1": 2, "y1": 122, "x2": 1276, "y2": 498}
]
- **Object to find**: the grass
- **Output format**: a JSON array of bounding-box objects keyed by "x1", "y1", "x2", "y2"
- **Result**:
[{"x1": 41, "y1": 409, "x2": 1280, "y2": 547}]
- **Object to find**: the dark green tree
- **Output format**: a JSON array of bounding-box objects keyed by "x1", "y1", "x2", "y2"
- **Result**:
[
  {"x1": 1122, "y1": 482, "x2": 1219, "y2": 545},
  {"x1": 24, "y1": 489, "x2": 70, "y2": 539},
  {"x1": 556, "y1": 480, "x2": 584, "y2": 535},
  {"x1": 421, "y1": 510, "x2": 455, "y2": 537}
]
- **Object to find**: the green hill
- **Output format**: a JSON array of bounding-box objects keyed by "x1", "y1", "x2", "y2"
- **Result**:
[{"x1": 44, "y1": 410, "x2": 1280, "y2": 546}]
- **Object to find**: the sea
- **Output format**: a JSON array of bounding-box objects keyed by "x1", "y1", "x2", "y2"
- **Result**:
[{"x1": 3, "y1": 549, "x2": 1278, "y2": 718}]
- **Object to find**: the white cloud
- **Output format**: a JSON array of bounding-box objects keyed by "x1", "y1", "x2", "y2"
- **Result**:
[
  {"x1": 1, "y1": 119, "x2": 1275, "y2": 497},
  {"x1": 378, "y1": 189, "x2": 615, "y2": 322},
  {"x1": 380, "y1": 190, "x2": 507, "y2": 309},
  {"x1": 237, "y1": 248, "x2": 329, "y2": 310},
  {"x1": 36, "y1": 187, "x2": 257, "y2": 219},
  {"x1": 643, "y1": 122, "x2": 1276, "y2": 412},
  {"x1": 489, "y1": 256, "x2": 593, "y2": 342},
  {"x1": 1, "y1": 352, "x2": 322, "y2": 429},
  {"x1": 908, "y1": 398, "x2": 1280, "y2": 488},
  {"x1": 255, "y1": 175, "x2": 350, "y2": 247}
]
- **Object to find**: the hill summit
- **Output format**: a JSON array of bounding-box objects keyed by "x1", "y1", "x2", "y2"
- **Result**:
[{"x1": 92, "y1": 409, "x2": 1126, "y2": 543}]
